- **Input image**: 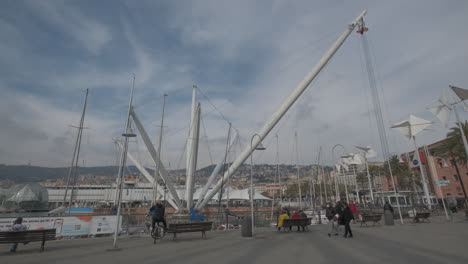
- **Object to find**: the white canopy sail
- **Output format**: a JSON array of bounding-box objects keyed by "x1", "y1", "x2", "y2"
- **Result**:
[{"x1": 391, "y1": 114, "x2": 433, "y2": 138}]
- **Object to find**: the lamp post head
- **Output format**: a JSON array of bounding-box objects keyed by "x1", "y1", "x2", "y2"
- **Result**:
[
  {"x1": 122, "y1": 127, "x2": 137, "y2": 138},
  {"x1": 255, "y1": 142, "x2": 266, "y2": 151}
]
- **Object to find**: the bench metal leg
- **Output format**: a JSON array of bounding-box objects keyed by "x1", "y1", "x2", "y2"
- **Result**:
[
  {"x1": 40, "y1": 232, "x2": 45, "y2": 252},
  {"x1": 173, "y1": 233, "x2": 177, "y2": 241},
  {"x1": 202, "y1": 231, "x2": 206, "y2": 239}
]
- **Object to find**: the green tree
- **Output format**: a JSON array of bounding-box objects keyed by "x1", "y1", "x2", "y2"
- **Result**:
[{"x1": 376, "y1": 155, "x2": 419, "y2": 192}]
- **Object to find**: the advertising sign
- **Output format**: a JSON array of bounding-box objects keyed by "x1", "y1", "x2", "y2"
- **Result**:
[
  {"x1": 0, "y1": 215, "x2": 120, "y2": 237},
  {"x1": 90, "y1": 216, "x2": 119, "y2": 235}
]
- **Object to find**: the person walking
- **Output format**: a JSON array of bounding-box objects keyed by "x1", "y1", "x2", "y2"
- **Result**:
[
  {"x1": 383, "y1": 201, "x2": 395, "y2": 225},
  {"x1": 335, "y1": 200, "x2": 344, "y2": 233},
  {"x1": 326, "y1": 203, "x2": 338, "y2": 237},
  {"x1": 341, "y1": 202, "x2": 354, "y2": 238}
]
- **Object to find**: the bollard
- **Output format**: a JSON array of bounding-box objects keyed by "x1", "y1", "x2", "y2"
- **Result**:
[{"x1": 241, "y1": 216, "x2": 252, "y2": 237}]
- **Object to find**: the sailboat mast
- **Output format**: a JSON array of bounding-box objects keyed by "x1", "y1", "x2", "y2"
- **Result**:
[
  {"x1": 295, "y1": 132, "x2": 302, "y2": 209},
  {"x1": 63, "y1": 88, "x2": 89, "y2": 208}
]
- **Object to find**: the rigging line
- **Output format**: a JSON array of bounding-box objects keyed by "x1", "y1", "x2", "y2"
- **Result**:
[
  {"x1": 196, "y1": 86, "x2": 232, "y2": 125},
  {"x1": 361, "y1": 34, "x2": 391, "y2": 161},
  {"x1": 366, "y1": 35, "x2": 398, "y2": 151},
  {"x1": 200, "y1": 115, "x2": 214, "y2": 165},
  {"x1": 357, "y1": 35, "x2": 377, "y2": 149},
  {"x1": 265, "y1": 28, "x2": 344, "y2": 82}
]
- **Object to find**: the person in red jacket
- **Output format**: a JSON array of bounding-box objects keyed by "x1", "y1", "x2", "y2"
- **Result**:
[
  {"x1": 349, "y1": 200, "x2": 358, "y2": 218},
  {"x1": 291, "y1": 210, "x2": 306, "y2": 231}
]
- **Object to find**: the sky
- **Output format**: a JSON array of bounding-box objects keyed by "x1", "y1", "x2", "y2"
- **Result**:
[{"x1": 1, "y1": 0, "x2": 468, "y2": 169}]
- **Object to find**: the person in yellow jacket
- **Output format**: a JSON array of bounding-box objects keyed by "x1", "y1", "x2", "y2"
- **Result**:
[{"x1": 277, "y1": 210, "x2": 289, "y2": 231}]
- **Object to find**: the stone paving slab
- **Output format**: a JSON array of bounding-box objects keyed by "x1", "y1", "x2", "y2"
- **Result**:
[{"x1": 1, "y1": 215, "x2": 467, "y2": 264}]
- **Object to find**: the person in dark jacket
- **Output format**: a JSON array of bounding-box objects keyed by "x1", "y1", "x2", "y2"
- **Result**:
[
  {"x1": 341, "y1": 202, "x2": 354, "y2": 238},
  {"x1": 148, "y1": 200, "x2": 167, "y2": 231},
  {"x1": 383, "y1": 201, "x2": 394, "y2": 225},
  {"x1": 326, "y1": 203, "x2": 338, "y2": 237}
]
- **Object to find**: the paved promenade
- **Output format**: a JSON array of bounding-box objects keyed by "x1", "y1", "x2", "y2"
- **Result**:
[{"x1": 1, "y1": 215, "x2": 467, "y2": 264}]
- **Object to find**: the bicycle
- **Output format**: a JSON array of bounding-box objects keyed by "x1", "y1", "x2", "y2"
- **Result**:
[{"x1": 150, "y1": 220, "x2": 166, "y2": 244}]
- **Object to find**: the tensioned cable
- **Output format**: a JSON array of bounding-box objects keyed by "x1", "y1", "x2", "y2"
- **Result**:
[
  {"x1": 200, "y1": 114, "x2": 214, "y2": 165},
  {"x1": 357, "y1": 35, "x2": 378, "y2": 153},
  {"x1": 366, "y1": 35, "x2": 399, "y2": 154}
]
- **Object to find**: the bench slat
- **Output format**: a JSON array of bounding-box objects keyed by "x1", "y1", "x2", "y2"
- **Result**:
[{"x1": 0, "y1": 229, "x2": 56, "y2": 245}]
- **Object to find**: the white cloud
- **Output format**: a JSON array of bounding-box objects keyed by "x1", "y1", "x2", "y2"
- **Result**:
[
  {"x1": 26, "y1": 1, "x2": 112, "y2": 54},
  {"x1": 1, "y1": 0, "x2": 468, "y2": 169}
]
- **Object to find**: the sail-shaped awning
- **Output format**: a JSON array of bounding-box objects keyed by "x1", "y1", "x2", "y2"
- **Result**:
[{"x1": 391, "y1": 115, "x2": 433, "y2": 138}]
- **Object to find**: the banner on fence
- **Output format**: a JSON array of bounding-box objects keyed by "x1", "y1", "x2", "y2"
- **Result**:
[{"x1": 0, "y1": 215, "x2": 120, "y2": 237}]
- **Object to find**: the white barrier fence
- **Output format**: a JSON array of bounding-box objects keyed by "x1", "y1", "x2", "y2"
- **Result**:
[{"x1": 0, "y1": 215, "x2": 121, "y2": 237}]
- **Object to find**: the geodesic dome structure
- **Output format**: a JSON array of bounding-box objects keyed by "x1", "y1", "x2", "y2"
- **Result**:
[{"x1": 0, "y1": 183, "x2": 48, "y2": 212}]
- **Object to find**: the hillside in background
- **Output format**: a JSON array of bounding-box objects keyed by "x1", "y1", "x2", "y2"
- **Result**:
[{"x1": 0, "y1": 163, "x2": 331, "y2": 186}]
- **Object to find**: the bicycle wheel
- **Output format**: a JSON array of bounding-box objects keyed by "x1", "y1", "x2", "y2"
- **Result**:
[{"x1": 152, "y1": 226, "x2": 165, "y2": 244}]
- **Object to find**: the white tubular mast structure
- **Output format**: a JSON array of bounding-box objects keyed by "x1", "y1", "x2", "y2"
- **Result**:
[
  {"x1": 130, "y1": 108, "x2": 183, "y2": 209},
  {"x1": 113, "y1": 140, "x2": 179, "y2": 209},
  {"x1": 198, "y1": 10, "x2": 367, "y2": 209},
  {"x1": 185, "y1": 103, "x2": 201, "y2": 209}
]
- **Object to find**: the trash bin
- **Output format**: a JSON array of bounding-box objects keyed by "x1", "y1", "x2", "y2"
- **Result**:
[{"x1": 241, "y1": 216, "x2": 252, "y2": 237}]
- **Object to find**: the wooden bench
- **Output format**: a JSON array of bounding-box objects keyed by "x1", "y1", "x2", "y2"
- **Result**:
[
  {"x1": 359, "y1": 214, "x2": 382, "y2": 227},
  {"x1": 0, "y1": 229, "x2": 56, "y2": 252},
  {"x1": 166, "y1": 222, "x2": 212, "y2": 240},
  {"x1": 282, "y1": 218, "x2": 311, "y2": 231},
  {"x1": 413, "y1": 212, "x2": 431, "y2": 223}
]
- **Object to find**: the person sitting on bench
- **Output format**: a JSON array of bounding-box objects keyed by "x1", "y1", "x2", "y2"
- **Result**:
[
  {"x1": 10, "y1": 217, "x2": 28, "y2": 253},
  {"x1": 277, "y1": 210, "x2": 289, "y2": 231},
  {"x1": 291, "y1": 210, "x2": 306, "y2": 231}
]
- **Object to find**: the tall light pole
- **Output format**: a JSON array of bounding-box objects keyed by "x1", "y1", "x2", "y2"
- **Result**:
[
  {"x1": 250, "y1": 133, "x2": 266, "y2": 237},
  {"x1": 111, "y1": 75, "x2": 137, "y2": 250}
]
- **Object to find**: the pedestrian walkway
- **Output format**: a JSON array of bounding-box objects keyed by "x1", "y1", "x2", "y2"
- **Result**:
[{"x1": 1, "y1": 215, "x2": 467, "y2": 264}]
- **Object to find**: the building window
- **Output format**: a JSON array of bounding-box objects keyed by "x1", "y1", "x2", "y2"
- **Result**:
[
  {"x1": 454, "y1": 175, "x2": 459, "y2": 181},
  {"x1": 443, "y1": 176, "x2": 447, "y2": 180}
]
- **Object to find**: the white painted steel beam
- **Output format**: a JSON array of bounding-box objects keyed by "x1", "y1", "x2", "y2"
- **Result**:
[
  {"x1": 198, "y1": 10, "x2": 367, "y2": 209},
  {"x1": 194, "y1": 132, "x2": 238, "y2": 209},
  {"x1": 114, "y1": 140, "x2": 179, "y2": 209},
  {"x1": 185, "y1": 103, "x2": 201, "y2": 209},
  {"x1": 130, "y1": 108, "x2": 183, "y2": 209}
]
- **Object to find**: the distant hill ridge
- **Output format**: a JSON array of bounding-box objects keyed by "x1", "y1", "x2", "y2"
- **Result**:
[{"x1": 0, "y1": 164, "x2": 330, "y2": 184}]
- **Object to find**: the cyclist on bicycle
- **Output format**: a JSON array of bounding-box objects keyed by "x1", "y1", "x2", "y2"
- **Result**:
[{"x1": 148, "y1": 200, "x2": 167, "y2": 233}]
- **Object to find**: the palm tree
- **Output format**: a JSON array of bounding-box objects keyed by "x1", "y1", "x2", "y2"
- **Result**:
[
  {"x1": 444, "y1": 121, "x2": 468, "y2": 163},
  {"x1": 433, "y1": 122, "x2": 468, "y2": 206},
  {"x1": 383, "y1": 155, "x2": 417, "y2": 191}
]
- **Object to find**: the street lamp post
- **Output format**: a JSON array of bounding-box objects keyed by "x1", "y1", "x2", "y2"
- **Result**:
[
  {"x1": 430, "y1": 156, "x2": 450, "y2": 221},
  {"x1": 250, "y1": 133, "x2": 266, "y2": 237},
  {"x1": 111, "y1": 75, "x2": 137, "y2": 250}
]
